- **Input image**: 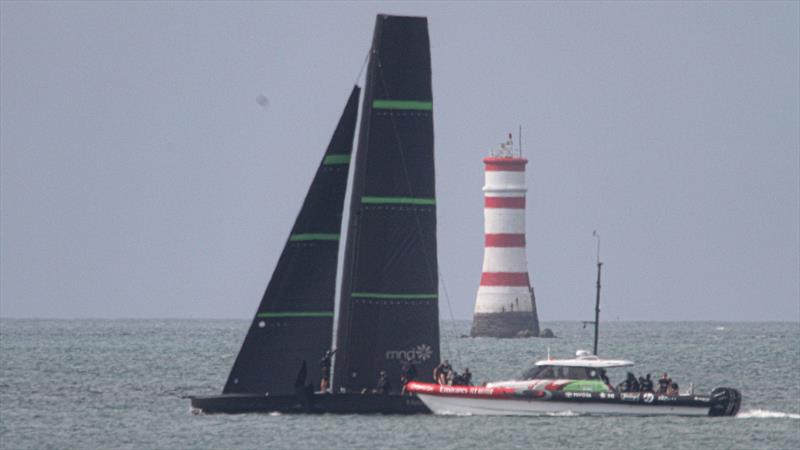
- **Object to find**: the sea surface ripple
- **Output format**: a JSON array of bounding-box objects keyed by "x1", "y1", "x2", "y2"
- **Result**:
[{"x1": 1, "y1": 320, "x2": 798, "y2": 449}]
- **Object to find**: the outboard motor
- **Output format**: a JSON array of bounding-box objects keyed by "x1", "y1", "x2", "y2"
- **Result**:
[{"x1": 708, "y1": 387, "x2": 741, "y2": 417}]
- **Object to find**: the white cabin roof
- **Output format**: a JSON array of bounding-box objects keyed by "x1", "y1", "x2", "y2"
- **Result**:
[{"x1": 535, "y1": 351, "x2": 634, "y2": 368}]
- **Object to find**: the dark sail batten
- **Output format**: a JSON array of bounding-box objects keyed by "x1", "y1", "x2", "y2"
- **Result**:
[
  {"x1": 372, "y1": 99, "x2": 432, "y2": 110},
  {"x1": 288, "y1": 233, "x2": 340, "y2": 241},
  {"x1": 351, "y1": 293, "x2": 438, "y2": 300},
  {"x1": 361, "y1": 196, "x2": 435, "y2": 205},
  {"x1": 223, "y1": 86, "x2": 360, "y2": 395},
  {"x1": 256, "y1": 312, "x2": 334, "y2": 318},
  {"x1": 334, "y1": 15, "x2": 440, "y2": 394},
  {"x1": 323, "y1": 154, "x2": 351, "y2": 165}
]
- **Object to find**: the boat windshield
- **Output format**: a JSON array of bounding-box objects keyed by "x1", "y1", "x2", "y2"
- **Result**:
[{"x1": 520, "y1": 365, "x2": 600, "y2": 380}]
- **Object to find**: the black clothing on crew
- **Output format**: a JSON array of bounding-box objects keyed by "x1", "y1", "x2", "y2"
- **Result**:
[
  {"x1": 461, "y1": 369, "x2": 472, "y2": 386},
  {"x1": 400, "y1": 362, "x2": 417, "y2": 388},
  {"x1": 599, "y1": 369, "x2": 610, "y2": 386},
  {"x1": 658, "y1": 374, "x2": 671, "y2": 394},
  {"x1": 320, "y1": 350, "x2": 334, "y2": 376},
  {"x1": 641, "y1": 374, "x2": 654, "y2": 392},
  {"x1": 401, "y1": 362, "x2": 417, "y2": 382},
  {"x1": 376, "y1": 371, "x2": 391, "y2": 395},
  {"x1": 621, "y1": 372, "x2": 640, "y2": 392},
  {"x1": 319, "y1": 349, "x2": 336, "y2": 391}
]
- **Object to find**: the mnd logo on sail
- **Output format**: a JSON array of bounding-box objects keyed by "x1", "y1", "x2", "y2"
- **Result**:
[{"x1": 385, "y1": 344, "x2": 433, "y2": 362}]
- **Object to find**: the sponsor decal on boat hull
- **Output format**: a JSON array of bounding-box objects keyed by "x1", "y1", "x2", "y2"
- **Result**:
[{"x1": 385, "y1": 344, "x2": 433, "y2": 362}]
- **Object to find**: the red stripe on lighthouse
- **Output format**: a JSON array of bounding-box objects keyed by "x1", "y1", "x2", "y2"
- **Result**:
[
  {"x1": 485, "y1": 197, "x2": 525, "y2": 209},
  {"x1": 483, "y1": 157, "x2": 528, "y2": 172},
  {"x1": 480, "y1": 272, "x2": 530, "y2": 286},
  {"x1": 485, "y1": 233, "x2": 526, "y2": 247}
]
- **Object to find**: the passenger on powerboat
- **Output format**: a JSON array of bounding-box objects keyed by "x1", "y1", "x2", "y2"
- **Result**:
[{"x1": 406, "y1": 350, "x2": 741, "y2": 417}]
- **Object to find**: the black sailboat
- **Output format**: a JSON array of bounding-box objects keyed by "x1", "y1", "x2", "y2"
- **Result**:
[{"x1": 190, "y1": 14, "x2": 438, "y2": 414}]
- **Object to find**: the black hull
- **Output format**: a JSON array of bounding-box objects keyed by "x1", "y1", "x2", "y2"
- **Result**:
[{"x1": 190, "y1": 393, "x2": 431, "y2": 415}]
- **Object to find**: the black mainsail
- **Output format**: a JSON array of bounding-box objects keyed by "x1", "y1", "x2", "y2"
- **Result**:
[
  {"x1": 223, "y1": 86, "x2": 360, "y2": 395},
  {"x1": 334, "y1": 15, "x2": 440, "y2": 393}
]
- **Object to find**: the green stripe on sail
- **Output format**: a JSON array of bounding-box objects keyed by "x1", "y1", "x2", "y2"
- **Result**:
[
  {"x1": 372, "y1": 99, "x2": 433, "y2": 111},
  {"x1": 256, "y1": 311, "x2": 334, "y2": 318},
  {"x1": 352, "y1": 292, "x2": 438, "y2": 300},
  {"x1": 361, "y1": 196, "x2": 435, "y2": 206},
  {"x1": 323, "y1": 154, "x2": 351, "y2": 165},
  {"x1": 289, "y1": 233, "x2": 340, "y2": 242}
]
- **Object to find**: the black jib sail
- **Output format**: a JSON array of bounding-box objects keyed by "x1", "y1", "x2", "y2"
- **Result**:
[
  {"x1": 223, "y1": 86, "x2": 360, "y2": 395},
  {"x1": 334, "y1": 15, "x2": 440, "y2": 393}
]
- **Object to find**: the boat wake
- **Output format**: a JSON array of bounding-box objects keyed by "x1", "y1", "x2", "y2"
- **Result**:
[
  {"x1": 439, "y1": 411, "x2": 474, "y2": 416},
  {"x1": 736, "y1": 409, "x2": 800, "y2": 419},
  {"x1": 546, "y1": 411, "x2": 580, "y2": 417}
]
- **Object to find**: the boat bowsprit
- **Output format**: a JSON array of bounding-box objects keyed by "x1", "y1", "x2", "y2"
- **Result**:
[{"x1": 406, "y1": 352, "x2": 741, "y2": 417}]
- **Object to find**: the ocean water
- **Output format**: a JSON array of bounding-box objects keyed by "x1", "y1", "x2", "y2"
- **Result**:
[{"x1": 1, "y1": 320, "x2": 798, "y2": 449}]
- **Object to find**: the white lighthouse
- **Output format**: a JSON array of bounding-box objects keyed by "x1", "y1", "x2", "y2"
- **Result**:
[{"x1": 471, "y1": 134, "x2": 540, "y2": 338}]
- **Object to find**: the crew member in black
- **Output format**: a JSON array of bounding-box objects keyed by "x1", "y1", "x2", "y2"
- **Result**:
[
  {"x1": 658, "y1": 372, "x2": 671, "y2": 394},
  {"x1": 620, "y1": 372, "x2": 639, "y2": 392},
  {"x1": 641, "y1": 374, "x2": 654, "y2": 392},
  {"x1": 448, "y1": 365, "x2": 473, "y2": 386},
  {"x1": 400, "y1": 362, "x2": 417, "y2": 394},
  {"x1": 599, "y1": 369, "x2": 610, "y2": 387},
  {"x1": 376, "y1": 370, "x2": 391, "y2": 395},
  {"x1": 460, "y1": 368, "x2": 472, "y2": 386},
  {"x1": 319, "y1": 349, "x2": 336, "y2": 392}
]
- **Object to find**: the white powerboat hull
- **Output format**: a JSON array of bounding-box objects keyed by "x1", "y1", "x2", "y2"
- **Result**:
[
  {"x1": 406, "y1": 382, "x2": 740, "y2": 417},
  {"x1": 417, "y1": 392, "x2": 708, "y2": 416}
]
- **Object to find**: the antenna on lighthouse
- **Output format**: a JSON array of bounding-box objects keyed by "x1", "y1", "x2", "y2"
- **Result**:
[{"x1": 519, "y1": 125, "x2": 522, "y2": 158}]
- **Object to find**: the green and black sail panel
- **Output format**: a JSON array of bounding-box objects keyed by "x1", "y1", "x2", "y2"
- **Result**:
[
  {"x1": 223, "y1": 86, "x2": 360, "y2": 395},
  {"x1": 334, "y1": 15, "x2": 440, "y2": 393}
]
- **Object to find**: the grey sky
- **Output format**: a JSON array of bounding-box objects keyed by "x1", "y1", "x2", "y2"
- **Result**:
[{"x1": 1, "y1": 1, "x2": 798, "y2": 321}]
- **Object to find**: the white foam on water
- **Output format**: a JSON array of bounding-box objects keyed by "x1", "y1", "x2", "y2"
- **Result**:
[
  {"x1": 715, "y1": 326, "x2": 725, "y2": 331},
  {"x1": 438, "y1": 410, "x2": 473, "y2": 416},
  {"x1": 736, "y1": 409, "x2": 800, "y2": 419},
  {"x1": 546, "y1": 410, "x2": 580, "y2": 417},
  {"x1": 268, "y1": 411, "x2": 282, "y2": 416}
]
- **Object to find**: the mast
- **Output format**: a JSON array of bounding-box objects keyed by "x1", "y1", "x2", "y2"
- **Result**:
[
  {"x1": 333, "y1": 15, "x2": 439, "y2": 393},
  {"x1": 593, "y1": 230, "x2": 602, "y2": 355},
  {"x1": 223, "y1": 86, "x2": 360, "y2": 395}
]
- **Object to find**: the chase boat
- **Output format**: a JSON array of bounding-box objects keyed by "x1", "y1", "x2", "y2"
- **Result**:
[{"x1": 406, "y1": 350, "x2": 741, "y2": 417}]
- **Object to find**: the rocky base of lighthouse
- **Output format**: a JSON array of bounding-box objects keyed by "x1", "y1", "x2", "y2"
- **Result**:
[{"x1": 470, "y1": 312, "x2": 540, "y2": 338}]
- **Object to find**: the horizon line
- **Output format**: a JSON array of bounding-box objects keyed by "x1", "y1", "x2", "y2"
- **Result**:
[{"x1": 0, "y1": 316, "x2": 797, "y2": 323}]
